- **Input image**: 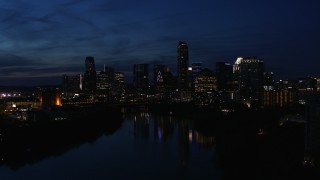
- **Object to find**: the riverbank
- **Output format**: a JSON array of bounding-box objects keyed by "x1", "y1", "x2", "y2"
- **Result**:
[{"x1": 0, "y1": 104, "x2": 124, "y2": 170}]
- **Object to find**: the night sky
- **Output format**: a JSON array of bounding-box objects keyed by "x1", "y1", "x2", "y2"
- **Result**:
[{"x1": 0, "y1": 0, "x2": 319, "y2": 86}]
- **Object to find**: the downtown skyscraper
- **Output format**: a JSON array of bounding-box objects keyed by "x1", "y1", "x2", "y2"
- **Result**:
[
  {"x1": 133, "y1": 64, "x2": 149, "y2": 92},
  {"x1": 177, "y1": 41, "x2": 189, "y2": 91},
  {"x1": 84, "y1": 56, "x2": 97, "y2": 94},
  {"x1": 233, "y1": 57, "x2": 264, "y2": 104}
]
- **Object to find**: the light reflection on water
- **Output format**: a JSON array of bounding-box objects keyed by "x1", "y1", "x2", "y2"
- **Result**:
[{"x1": 0, "y1": 107, "x2": 219, "y2": 180}]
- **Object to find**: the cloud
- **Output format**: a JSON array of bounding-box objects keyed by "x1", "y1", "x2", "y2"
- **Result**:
[
  {"x1": 0, "y1": 8, "x2": 20, "y2": 24},
  {"x1": 0, "y1": 65, "x2": 82, "y2": 78},
  {"x1": 57, "y1": 0, "x2": 89, "y2": 7},
  {"x1": 0, "y1": 54, "x2": 38, "y2": 66},
  {"x1": 0, "y1": 53, "x2": 83, "y2": 79},
  {"x1": 111, "y1": 38, "x2": 131, "y2": 55},
  {"x1": 93, "y1": 0, "x2": 150, "y2": 13}
]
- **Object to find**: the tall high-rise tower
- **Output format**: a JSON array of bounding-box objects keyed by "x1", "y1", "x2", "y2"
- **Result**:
[
  {"x1": 177, "y1": 41, "x2": 189, "y2": 90},
  {"x1": 215, "y1": 62, "x2": 234, "y2": 91},
  {"x1": 84, "y1": 56, "x2": 96, "y2": 94},
  {"x1": 233, "y1": 57, "x2": 264, "y2": 100},
  {"x1": 133, "y1": 64, "x2": 149, "y2": 91}
]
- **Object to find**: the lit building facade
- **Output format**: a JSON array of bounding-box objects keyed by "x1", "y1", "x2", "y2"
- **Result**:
[
  {"x1": 191, "y1": 62, "x2": 203, "y2": 78},
  {"x1": 263, "y1": 90, "x2": 296, "y2": 107},
  {"x1": 262, "y1": 71, "x2": 296, "y2": 107},
  {"x1": 115, "y1": 72, "x2": 125, "y2": 84},
  {"x1": 112, "y1": 71, "x2": 127, "y2": 103},
  {"x1": 193, "y1": 68, "x2": 217, "y2": 105},
  {"x1": 190, "y1": 62, "x2": 202, "y2": 92},
  {"x1": 194, "y1": 68, "x2": 217, "y2": 93},
  {"x1": 96, "y1": 65, "x2": 115, "y2": 95}
]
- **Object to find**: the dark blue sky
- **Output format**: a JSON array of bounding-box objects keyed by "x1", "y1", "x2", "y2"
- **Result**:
[{"x1": 0, "y1": 0, "x2": 319, "y2": 86}]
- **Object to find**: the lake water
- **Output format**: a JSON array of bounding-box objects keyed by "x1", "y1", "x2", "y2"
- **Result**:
[{"x1": 0, "y1": 107, "x2": 221, "y2": 180}]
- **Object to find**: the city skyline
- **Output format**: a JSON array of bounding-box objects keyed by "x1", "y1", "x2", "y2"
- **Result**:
[{"x1": 0, "y1": 0, "x2": 319, "y2": 86}]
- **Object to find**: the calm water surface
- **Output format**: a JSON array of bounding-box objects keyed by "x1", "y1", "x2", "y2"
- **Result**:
[{"x1": 0, "y1": 108, "x2": 220, "y2": 180}]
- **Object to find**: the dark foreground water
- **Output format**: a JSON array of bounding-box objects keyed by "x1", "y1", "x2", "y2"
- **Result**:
[{"x1": 0, "y1": 108, "x2": 220, "y2": 180}]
